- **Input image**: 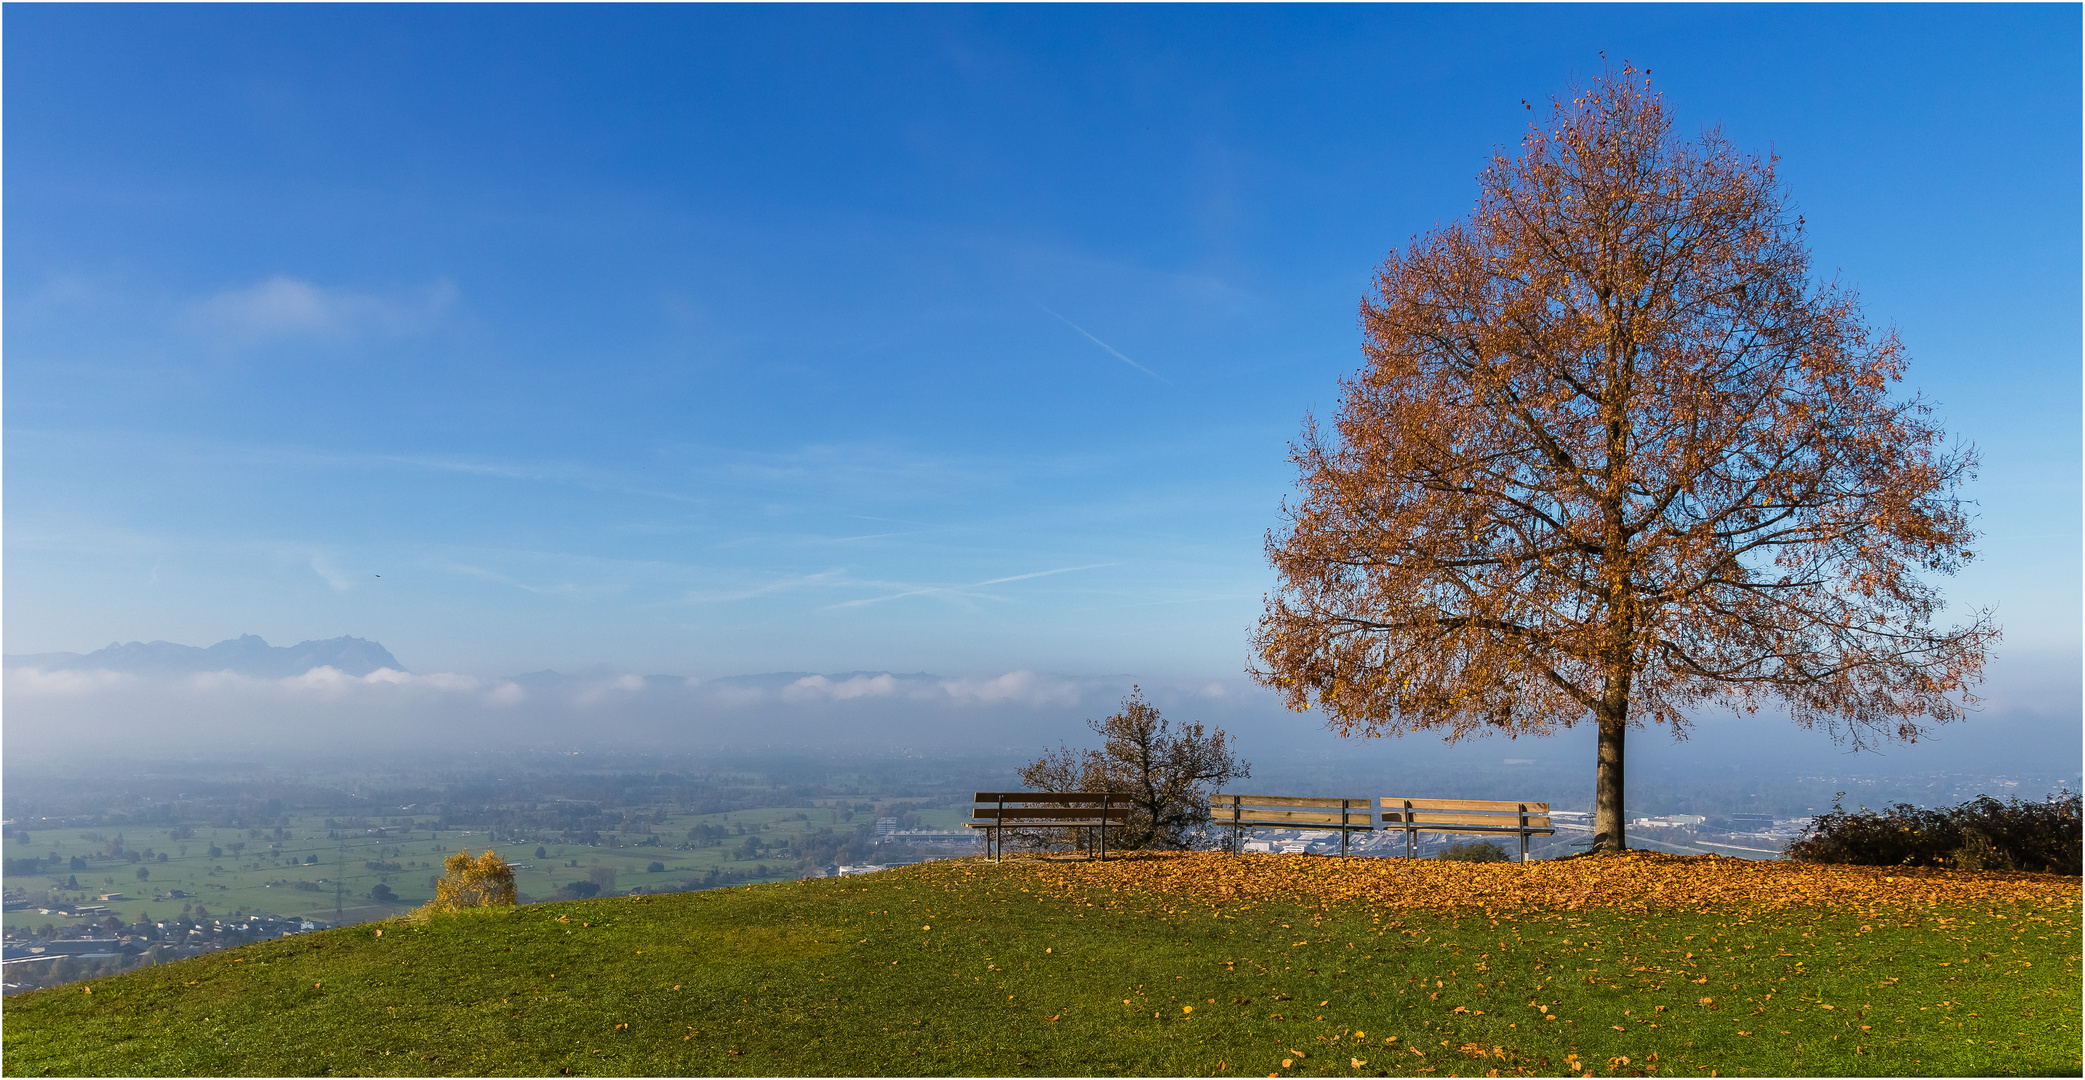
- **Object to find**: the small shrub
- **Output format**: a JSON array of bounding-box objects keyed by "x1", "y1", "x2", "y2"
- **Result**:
[
  {"x1": 551, "y1": 881, "x2": 600, "y2": 901},
  {"x1": 1437, "y1": 840, "x2": 1510, "y2": 863},
  {"x1": 646, "y1": 861, "x2": 666, "y2": 873},
  {"x1": 1788, "y1": 790, "x2": 2080, "y2": 874},
  {"x1": 420, "y1": 850, "x2": 517, "y2": 913}
]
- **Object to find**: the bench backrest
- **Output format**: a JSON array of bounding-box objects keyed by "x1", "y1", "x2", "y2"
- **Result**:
[
  {"x1": 971, "y1": 792, "x2": 1131, "y2": 823},
  {"x1": 974, "y1": 792, "x2": 1122, "y2": 804},
  {"x1": 971, "y1": 806, "x2": 1132, "y2": 822},
  {"x1": 1381, "y1": 798, "x2": 1553, "y2": 834},
  {"x1": 1209, "y1": 794, "x2": 1376, "y2": 831}
]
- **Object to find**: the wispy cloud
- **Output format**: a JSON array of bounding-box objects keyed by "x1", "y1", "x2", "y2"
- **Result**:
[
  {"x1": 187, "y1": 276, "x2": 455, "y2": 345},
  {"x1": 433, "y1": 559, "x2": 630, "y2": 601},
  {"x1": 781, "y1": 673, "x2": 900, "y2": 702},
  {"x1": 829, "y1": 563, "x2": 1114, "y2": 609},
  {"x1": 308, "y1": 553, "x2": 356, "y2": 593},
  {"x1": 671, "y1": 570, "x2": 850, "y2": 605},
  {"x1": 1037, "y1": 303, "x2": 1173, "y2": 386},
  {"x1": 936, "y1": 670, "x2": 1083, "y2": 707}
]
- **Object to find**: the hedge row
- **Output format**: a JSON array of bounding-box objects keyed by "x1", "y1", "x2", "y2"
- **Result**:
[{"x1": 1787, "y1": 790, "x2": 2080, "y2": 874}]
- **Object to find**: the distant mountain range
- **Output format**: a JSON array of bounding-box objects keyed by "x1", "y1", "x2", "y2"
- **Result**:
[
  {"x1": 6, "y1": 635, "x2": 406, "y2": 678},
  {"x1": 3, "y1": 636, "x2": 954, "y2": 690}
]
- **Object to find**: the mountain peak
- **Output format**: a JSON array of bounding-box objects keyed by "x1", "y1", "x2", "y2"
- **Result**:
[{"x1": 6, "y1": 635, "x2": 406, "y2": 678}]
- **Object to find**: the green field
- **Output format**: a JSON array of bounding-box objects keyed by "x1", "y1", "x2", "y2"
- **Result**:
[
  {"x1": 3, "y1": 803, "x2": 958, "y2": 929},
  {"x1": 3, "y1": 853, "x2": 2077, "y2": 1077}
]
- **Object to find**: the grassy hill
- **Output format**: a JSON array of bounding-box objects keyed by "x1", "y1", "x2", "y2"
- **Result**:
[{"x1": 3, "y1": 851, "x2": 2077, "y2": 1077}]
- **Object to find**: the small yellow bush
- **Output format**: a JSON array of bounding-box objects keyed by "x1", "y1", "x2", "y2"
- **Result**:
[{"x1": 422, "y1": 850, "x2": 516, "y2": 913}]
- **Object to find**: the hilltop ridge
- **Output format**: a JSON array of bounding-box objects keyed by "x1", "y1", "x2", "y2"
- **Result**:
[
  {"x1": 5, "y1": 635, "x2": 406, "y2": 678},
  {"x1": 2, "y1": 853, "x2": 2076, "y2": 1077}
]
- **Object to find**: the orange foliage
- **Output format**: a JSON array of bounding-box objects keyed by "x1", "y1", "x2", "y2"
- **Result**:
[{"x1": 1253, "y1": 65, "x2": 1994, "y2": 853}]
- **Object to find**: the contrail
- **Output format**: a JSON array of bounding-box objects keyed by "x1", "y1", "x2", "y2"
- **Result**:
[
  {"x1": 830, "y1": 562, "x2": 1116, "y2": 609},
  {"x1": 1037, "y1": 304, "x2": 1173, "y2": 385}
]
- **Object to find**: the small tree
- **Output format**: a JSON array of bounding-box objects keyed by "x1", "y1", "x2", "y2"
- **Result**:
[
  {"x1": 1436, "y1": 840, "x2": 1511, "y2": 863},
  {"x1": 1021, "y1": 688, "x2": 1250, "y2": 850},
  {"x1": 423, "y1": 850, "x2": 516, "y2": 913}
]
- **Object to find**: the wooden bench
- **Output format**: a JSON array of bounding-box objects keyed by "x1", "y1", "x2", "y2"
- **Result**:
[
  {"x1": 967, "y1": 792, "x2": 1132, "y2": 862},
  {"x1": 1209, "y1": 794, "x2": 1375, "y2": 856},
  {"x1": 1380, "y1": 798, "x2": 1554, "y2": 861}
]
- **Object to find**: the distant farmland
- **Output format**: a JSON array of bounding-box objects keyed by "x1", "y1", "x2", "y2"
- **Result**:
[{"x1": 4, "y1": 802, "x2": 974, "y2": 930}]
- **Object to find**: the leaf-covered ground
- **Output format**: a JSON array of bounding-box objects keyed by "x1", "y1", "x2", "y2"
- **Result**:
[
  {"x1": 1001, "y1": 849, "x2": 2079, "y2": 914},
  {"x1": 3, "y1": 851, "x2": 2077, "y2": 1077}
]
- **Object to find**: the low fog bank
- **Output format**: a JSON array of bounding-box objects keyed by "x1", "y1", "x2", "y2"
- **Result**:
[{"x1": 7, "y1": 647, "x2": 2077, "y2": 797}]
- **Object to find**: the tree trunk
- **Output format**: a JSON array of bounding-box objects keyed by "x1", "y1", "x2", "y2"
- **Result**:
[{"x1": 1591, "y1": 714, "x2": 1626, "y2": 853}]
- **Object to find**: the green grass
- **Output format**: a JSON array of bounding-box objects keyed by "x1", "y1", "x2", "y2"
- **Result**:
[{"x1": 4, "y1": 858, "x2": 2078, "y2": 1077}]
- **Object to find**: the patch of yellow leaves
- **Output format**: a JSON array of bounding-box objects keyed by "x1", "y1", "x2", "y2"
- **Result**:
[{"x1": 940, "y1": 849, "x2": 2077, "y2": 913}]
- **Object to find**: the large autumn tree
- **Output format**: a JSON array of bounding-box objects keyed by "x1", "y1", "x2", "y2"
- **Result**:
[{"x1": 1253, "y1": 68, "x2": 1996, "y2": 853}]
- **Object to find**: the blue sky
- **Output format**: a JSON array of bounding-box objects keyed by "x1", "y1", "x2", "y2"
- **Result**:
[{"x1": 7, "y1": 5, "x2": 2079, "y2": 709}]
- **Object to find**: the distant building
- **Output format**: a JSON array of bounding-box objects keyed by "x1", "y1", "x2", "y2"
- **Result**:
[
  {"x1": 874, "y1": 818, "x2": 899, "y2": 837},
  {"x1": 22, "y1": 939, "x2": 122, "y2": 957},
  {"x1": 878, "y1": 830, "x2": 978, "y2": 848}
]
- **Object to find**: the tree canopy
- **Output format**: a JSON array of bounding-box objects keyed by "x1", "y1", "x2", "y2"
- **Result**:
[
  {"x1": 1021, "y1": 688, "x2": 1249, "y2": 850},
  {"x1": 1253, "y1": 67, "x2": 1995, "y2": 852}
]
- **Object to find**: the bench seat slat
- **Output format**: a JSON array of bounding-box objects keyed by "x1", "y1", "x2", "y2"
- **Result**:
[
  {"x1": 965, "y1": 819, "x2": 1119, "y2": 829},
  {"x1": 972, "y1": 808, "x2": 1131, "y2": 821},
  {"x1": 1381, "y1": 798, "x2": 1550, "y2": 813},
  {"x1": 1393, "y1": 825, "x2": 1557, "y2": 837},
  {"x1": 1209, "y1": 794, "x2": 1373, "y2": 809},
  {"x1": 1209, "y1": 808, "x2": 1375, "y2": 828},
  {"x1": 973, "y1": 792, "x2": 1123, "y2": 804},
  {"x1": 1385, "y1": 811, "x2": 1552, "y2": 828}
]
